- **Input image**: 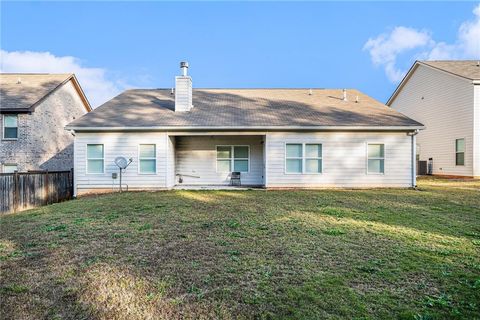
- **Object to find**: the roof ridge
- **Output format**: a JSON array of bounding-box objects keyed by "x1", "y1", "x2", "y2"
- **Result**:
[{"x1": 420, "y1": 59, "x2": 479, "y2": 62}]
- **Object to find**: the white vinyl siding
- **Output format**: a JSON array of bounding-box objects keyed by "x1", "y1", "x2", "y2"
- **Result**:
[
  {"x1": 3, "y1": 114, "x2": 18, "y2": 139},
  {"x1": 474, "y1": 85, "x2": 480, "y2": 177},
  {"x1": 86, "y1": 144, "x2": 104, "y2": 174},
  {"x1": 174, "y1": 77, "x2": 192, "y2": 112},
  {"x1": 139, "y1": 144, "x2": 156, "y2": 174},
  {"x1": 266, "y1": 132, "x2": 412, "y2": 188},
  {"x1": 74, "y1": 131, "x2": 414, "y2": 192},
  {"x1": 176, "y1": 136, "x2": 263, "y2": 185},
  {"x1": 74, "y1": 132, "x2": 168, "y2": 194},
  {"x1": 367, "y1": 144, "x2": 385, "y2": 174},
  {"x1": 390, "y1": 64, "x2": 474, "y2": 176}
]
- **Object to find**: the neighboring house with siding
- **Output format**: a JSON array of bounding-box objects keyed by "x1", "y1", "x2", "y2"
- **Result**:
[
  {"x1": 0, "y1": 73, "x2": 91, "y2": 173},
  {"x1": 387, "y1": 60, "x2": 480, "y2": 178},
  {"x1": 66, "y1": 62, "x2": 423, "y2": 195}
]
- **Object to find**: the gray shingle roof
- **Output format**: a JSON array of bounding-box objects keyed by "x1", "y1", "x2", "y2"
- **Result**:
[
  {"x1": 420, "y1": 60, "x2": 480, "y2": 80},
  {"x1": 0, "y1": 73, "x2": 75, "y2": 111},
  {"x1": 67, "y1": 88, "x2": 423, "y2": 130}
]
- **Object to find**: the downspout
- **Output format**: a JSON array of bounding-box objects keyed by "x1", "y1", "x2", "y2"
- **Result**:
[
  {"x1": 165, "y1": 133, "x2": 169, "y2": 189},
  {"x1": 407, "y1": 130, "x2": 419, "y2": 188},
  {"x1": 68, "y1": 129, "x2": 78, "y2": 198}
]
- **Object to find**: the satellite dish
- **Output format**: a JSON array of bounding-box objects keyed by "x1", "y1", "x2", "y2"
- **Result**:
[
  {"x1": 115, "y1": 156, "x2": 129, "y2": 169},
  {"x1": 114, "y1": 157, "x2": 133, "y2": 192}
]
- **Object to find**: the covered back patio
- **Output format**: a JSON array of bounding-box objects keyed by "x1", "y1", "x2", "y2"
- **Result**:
[{"x1": 169, "y1": 133, "x2": 266, "y2": 187}]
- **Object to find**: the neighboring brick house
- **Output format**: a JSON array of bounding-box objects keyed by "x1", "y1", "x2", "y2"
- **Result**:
[{"x1": 0, "y1": 74, "x2": 91, "y2": 173}]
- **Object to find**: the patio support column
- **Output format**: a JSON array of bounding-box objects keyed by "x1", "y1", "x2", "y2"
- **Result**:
[{"x1": 264, "y1": 134, "x2": 268, "y2": 187}]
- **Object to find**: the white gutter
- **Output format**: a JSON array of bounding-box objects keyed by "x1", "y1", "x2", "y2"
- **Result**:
[{"x1": 65, "y1": 125, "x2": 425, "y2": 132}]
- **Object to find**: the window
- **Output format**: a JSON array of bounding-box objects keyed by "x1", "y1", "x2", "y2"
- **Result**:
[
  {"x1": 367, "y1": 144, "x2": 385, "y2": 174},
  {"x1": 456, "y1": 139, "x2": 465, "y2": 166},
  {"x1": 216, "y1": 146, "x2": 249, "y2": 172},
  {"x1": 233, "y1": 146, "x2": 249, "y2": 172},
  {"x1": 3, "y1": 115, "x2": 18, "y2": 139},
  {"x1": 286, "y1": 144, "x2": 303, "y2": 173},
  {"x1": 139, "y1": 144, "x2": 156, "y2": 174},
  {"x1": 87, "y1": 144, "x2": 104, "y2": 174},
  {"x1": 217, "y1": 146, "x2": 232, "y2": 172},
  {"x1": 3, "y1": 164, "x2": 18, "y2": 173},
  {"x1": 285, "y1": 143, "x2": 322, "y2": 174},
  {"x1": 305, "y1": 144, "x2": 323, "y2": 173}
]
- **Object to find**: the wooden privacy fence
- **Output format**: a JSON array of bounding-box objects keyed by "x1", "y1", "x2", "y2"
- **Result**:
[{"x1": 0, "y1": 170, "x2": 74, "y2": 214}]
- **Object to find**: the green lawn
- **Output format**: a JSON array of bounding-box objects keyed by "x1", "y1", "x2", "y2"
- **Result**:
[{"x1": 1, "y1": 177, "x2": 479, "y2": 319}]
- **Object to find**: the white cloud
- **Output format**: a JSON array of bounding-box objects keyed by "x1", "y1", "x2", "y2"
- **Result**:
[
  {"x1": 458, "y1": 4, "x2": 480, "y2": 57},
  {"x1": 0, "y1": 50, "x2": 123, "y2": 107},
  {"x1": 364, "y1": 4, "x2": 480, "y2": 83},
  {"x1": 363, "y1": 26, "x2": 432, "y2": 82}
]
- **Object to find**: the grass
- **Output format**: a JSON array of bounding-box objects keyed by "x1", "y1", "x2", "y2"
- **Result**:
[{"x1": 0, "y1": 177, "x2": 479, "y2": 319}]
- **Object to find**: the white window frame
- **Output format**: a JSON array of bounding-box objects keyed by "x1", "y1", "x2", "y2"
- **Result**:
[
  {"x1": 455, "y1": 138, "x2": 465, "y2": 166},
  {"x1": 216, "y1": 145, "x2": 250, "y2": 173},
  {"x1": 86, "y1": 144, "x2": 105, "y2": 175},
  {"x1": 366, "y1": 142, "x2": 385, "y2": 175},
  {"x1": 2, "y1": 164, "x2": 18, "y2": 173},
  {"x1": 284, "y1": 142, "x2": 323, "y2": 175},
  {"x1": 2, "y1": 114, "x2": 18, "y2": 140},
  {"x1": 138, "y1": 144, "x2": 157, "y2": 175}
]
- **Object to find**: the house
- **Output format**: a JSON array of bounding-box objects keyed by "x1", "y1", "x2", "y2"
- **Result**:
[
  {"x1": 0, "y1": 73, "x2": 91, "y2": 173},
  {"x1": 387, "y1": 60, "x2": 480, "y2": 178},
  {"x1": 66, "y1": 62, "x2": 423, "y2": 195}
]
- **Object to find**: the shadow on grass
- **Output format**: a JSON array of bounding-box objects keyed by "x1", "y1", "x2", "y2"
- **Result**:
[{"x1": 1, "y1": 187, "x2": 479, "y2": 319}]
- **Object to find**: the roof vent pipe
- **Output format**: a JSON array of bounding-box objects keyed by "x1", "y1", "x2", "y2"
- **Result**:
[
  {"x1": 180, "y1": 61, "x2": 189, "y2": 76},
  {"x1": 175, "y1": 61, "x2": 193, "y2": 112},
  {"x1": 343, "y1": 89, "x2": 348, "y2": 101},
  {"x1": 355, "y1": 95, "x2": 359, "y2": 103}
]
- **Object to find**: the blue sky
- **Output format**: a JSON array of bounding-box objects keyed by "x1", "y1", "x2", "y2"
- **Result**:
[{"x1": 1, "y1": 1, "x2": 479, "y2": 107}]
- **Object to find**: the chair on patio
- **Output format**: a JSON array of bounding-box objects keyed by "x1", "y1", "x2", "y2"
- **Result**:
[{"x1": 230, "y1": 172, "x2": 241, "y2": 186}]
